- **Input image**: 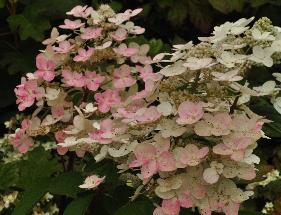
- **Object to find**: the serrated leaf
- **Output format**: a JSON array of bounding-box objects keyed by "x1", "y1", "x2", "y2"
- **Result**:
[
  {"x1": 7, "y1": 5, "x2": 50, "y2": 41},
  {"x1": 18, "y1": 147, "x2": 59, "y2": 188},
  {"x1": 49, "y1": 172, "x2": 84, "y2": 198},
  {"x1": 114, "y1": 199, "x2": 154, "y2": 215},
  {"x1": 63, "y1": 193, "x2": 94, "y2": 215},
  {"x1": 0, "y1": 162, "x2": 19, "y2": 190},
  {"x1": 208, "y1": 0, "x2": 245, "y2": 14},
  {"x1": 12, "y1": 178, "x2": 49, "y2": 215}
]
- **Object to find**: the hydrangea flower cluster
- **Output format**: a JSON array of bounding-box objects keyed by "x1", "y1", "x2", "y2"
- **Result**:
[{"x1": 9, "y1": 4, "x2": 281, "y2": 215}]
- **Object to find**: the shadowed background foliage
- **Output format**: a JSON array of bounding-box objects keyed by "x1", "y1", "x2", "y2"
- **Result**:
[{"x1": 1, "y1": 0, "x2": 281, "y2": 214}]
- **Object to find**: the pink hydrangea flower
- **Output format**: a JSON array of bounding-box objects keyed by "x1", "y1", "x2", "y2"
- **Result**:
[
  {"x1": 51, "y1": 106, "x2": 65, "y2": 118},
  {"x1": 232, "y1": 115, "x2": 262, "y2": 140},
  {"x1": 153, "y1": 207, "x2": 167, "y2": 215},
  {"x1": 62, "y1": 70, "x2": 85, "y2": 87},
  {"x1": 136, "y1": 65, "x2": 162, "y2": 82},
  {"x1": 53, "y1": 41, "x2": 75, "y2": 54},
  {"x1": 194, "y1": 113, "x2": 233, "y2": 137},
  {"x1": 73, "y1": 47, "x2": 94, "y2": 62},
  {"x1": 218, "y1": 202, "x2": 240, "y2": 215},
  {"x1": 66, "y1": 5, "x2": 94, "y2": 18},
  {"x1": 10, "y1": 129, "x2": 33, "y2": 153},
  {"x1": 34, "y1": 53, "x2": 56, "y2": 81},
  {"x1": 161, "y1": 198, "x2": 181, "y2": 215},
  {"x1": 111, "y1": 28, "x2": 128, "y2": 41},
  {"x1": 129, "y1": 140, "x2": 176, "y2": 179},
  {"x1": 129, "y1": 80, "x2": 155, "y2": 101},
  {"x1": 79, "y1": 175, "x2": 105, "y2": 189},
  {"x1": 55, "y1": 130, "x2": 68, "y2": 155},
  {"x1": 134, "y1": 106, "x2": 162, "y2": 123},
  {"x1": 89, "y1": 119, "x2": 114, "y2": 144},
  {"x1": 84, "y1": 71, "x2": 105, "y2": 91},
  {"x1": 81, "y1": 27, "x2": 103, "y2": 40},
  {"x1": 130, "y1": 43, "x2": 151, "y2": 64},
  {"x1": 174, "y1": 144, "x2": 209, "y2": 167},
  {"x1": 113, "y1": 100, "x2": 146, "y2": 122},
  {"x1": 10, "y1": 119, "x2": 33, "y2": 153},
  {"x1": 94, "y1": 89, "x2": 121, "y2": 113},
  {"x1": 15, "y1": 78, "x2": 43, "y2": 111},
  {"x1": 113, "y1": 43, "x2": 138, "y2": 57},
  {"x1": 213, "y1": 137, "x2": 253, "y2": 161},
  {"x1": 154, "y1": 195, "x2": 193, "y2": 215},
  {"x1": 113, "y1": 65, "x2": 136, "y2": 89},
  {"x1": 59, "y1": 19, "x2": 85, "y2": 29},
  {"x1": 176, "y1": 101, "x2": 204, "y2": 125}
]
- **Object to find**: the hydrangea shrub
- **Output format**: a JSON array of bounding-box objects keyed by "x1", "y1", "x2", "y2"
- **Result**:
[{"x1": 9, "y1": 4, "x2": 281, "y2": 215}]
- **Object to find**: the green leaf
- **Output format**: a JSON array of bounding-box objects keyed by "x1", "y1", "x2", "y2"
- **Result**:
[
  {"x1": 149, "y1": 39, "x2": 164, "y2": 56},
  {"x1": 101, "y1": 186, "x2": 134, "y2": 214},
  {"x1": 63, "y1": 193, "x2": 94, "y2": 215},
  {"x1": 0, "y1": 0, "x2": 5, "y2": 8},
  {"x1": 114, "y1": 199, "x2": 154, "y2": 215},
  {"x1": 188, "y1": 0, "x2": 213, "y2": 33},
  {"x1": 109, "y1": 1, "x2": 123, "y2": 12},
  {"x1": 85, "y1": 160, "x2": 119, "y2": 193},
  {"x1": 7, "y1": 5, "x2": 50, "y2": 41},
  {"x1": 167, "y1": 0, "x2": 188, "y2": 24},
  {"x1": 208, "y1": 0, "x2": 245, "y2": 14},
  {"x1": 49, "y1": 172, "x2": 84, "y2": 198},
  {"x1": 157, "y1": 0, "x2": 174, "y2": 8},
  {"x1": 28, "y1": 0, "x2": 82, "y2": 19},
  {"x1": 18, "y1": 147, "x2": 59, "y2": 188},
  {"x1": 250, "y1": 0, "x2": 270, "y2": 7},
  {"x1": 0, "y1": 162, "x2": 19, "y2": 190},
  {"x1": 12, "y1": 179, "x2": 49, "y2": 215}
]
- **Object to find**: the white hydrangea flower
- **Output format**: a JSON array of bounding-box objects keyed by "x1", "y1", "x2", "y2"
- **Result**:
[
  {"x1": 217, "y1": 51, "x2": 246, "y2": 68},
  {"x1": 249, "y1": 46, "x2": 274, "y2": 67},
  {"x1": 251, "y1": 29, "x2": 275, "y2": 41},
  {"x1": 44, "y1": 87, "x2": 60, "y2": 100},
  {"x1": 211, "y1": 69, "x2": 243, "y2": 82},
  {"x1": 183, "y1": 57, "x2": 213, "y2": 70},
  {"x1": 107, "y1": 141, "x2": 138, "y2": 158},
  {"x1": 272, "y1": 72, "x2": 281, "y2": 82},
  {"x1": 79, "y1": 175, "x2": 105, "y2": 189},
  {"x1": 159, "y1": 60, "x2": 186, "y2": 77},
  {"x1": 242, "y1": 149, "x2": 260, "y2": 165},
  {"x1": 157, "y1": 101, "x2": 173, "y2": 116},
  {"x1": 253, "y1": 81, "x2": 279, "y2": 96}
]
